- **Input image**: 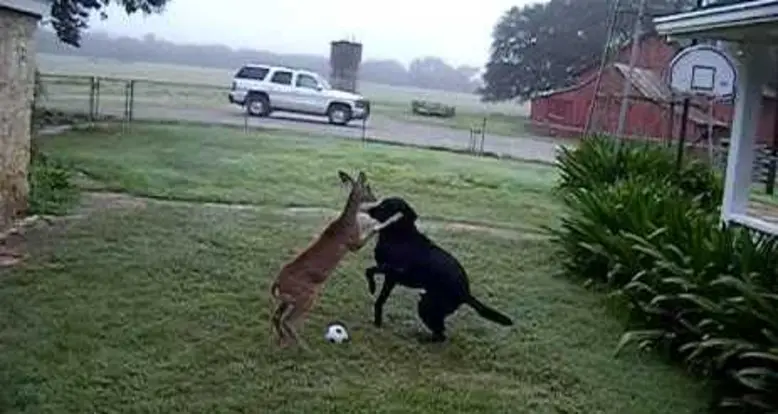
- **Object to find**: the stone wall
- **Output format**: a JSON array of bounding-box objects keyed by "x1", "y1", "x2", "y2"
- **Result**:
[{"x1": 0, "y1": 6, "x2": 37, "y2": 231}]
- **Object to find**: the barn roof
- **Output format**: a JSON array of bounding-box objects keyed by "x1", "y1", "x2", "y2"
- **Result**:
[
  {"x1": 612, "y1": 63, "x2": 729, "y2": 127},
  {"x1": 532, "y1": 63, "x2": 729, "y2": 127}
]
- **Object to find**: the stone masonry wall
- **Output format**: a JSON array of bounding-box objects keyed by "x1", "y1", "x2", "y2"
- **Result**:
[{"x1": 0, "y1": 7, "x2": 37, "y2": 231}]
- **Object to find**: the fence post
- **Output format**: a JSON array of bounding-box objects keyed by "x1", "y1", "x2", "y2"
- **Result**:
[
  {"x1": 95, "y1": 78, "x2": 101, "y2": 119},
  {"x1": 128, "y1": 80, "x2": 136, "y2": 123},
  {"x1": 122, "y1": 80, "x2": 130, "y2": 131},
  {"x1": 88, "y1": 76, "x2": 96, "y2": 121},
  {"x1": 479, "y1": 117, "x2": 487, "y2": 156}
]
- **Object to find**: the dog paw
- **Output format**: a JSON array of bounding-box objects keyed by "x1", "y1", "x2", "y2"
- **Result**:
[{"x1": 418, "y1": 333, "x2": 446, "y2": 344}]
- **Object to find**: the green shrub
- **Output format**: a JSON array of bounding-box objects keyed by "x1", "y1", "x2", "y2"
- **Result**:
[
  {"x1": 554, "y1": 135, "x2": 723, "y2": 210},
  {"x1": 552, "y1": 136, "x2": 778, "y2": 413},
  {"x1": 28, "y1": 143, "x2": 79, "y2": 216}
]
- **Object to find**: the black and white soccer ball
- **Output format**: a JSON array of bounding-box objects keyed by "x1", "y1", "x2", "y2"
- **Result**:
[{"x1": 324, "y1": 323, "x2": 350, "y2": 343}]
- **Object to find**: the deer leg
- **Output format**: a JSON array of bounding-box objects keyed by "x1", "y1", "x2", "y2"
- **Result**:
[
  {"x1": 348, "y1": 212, "x2": 405, "y2": 252},
  {"x1": 282, "y1": 301, "x2": 314, "y2": 351},
  {"x1": 348, "y1": 227, "x2": 378, "y2": 252},
  {"x1": 373, "y1": 212, "x2": 403, "y2": 231},
  {"x1": 272, "y1": 301, "x2": 294, "y2": 347}
]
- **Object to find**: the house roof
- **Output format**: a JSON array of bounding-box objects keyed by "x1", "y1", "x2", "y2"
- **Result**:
[
  {"x1": 654, "y1": 0, "x2": 778, "y2": 41},
  {"x1": 0, "y1": 0, "x2": 51, "y2": 17}
]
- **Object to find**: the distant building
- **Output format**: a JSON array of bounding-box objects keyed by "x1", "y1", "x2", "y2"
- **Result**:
[{"x1": 529, "y1": 35, "x2": 778, "y2": 145}]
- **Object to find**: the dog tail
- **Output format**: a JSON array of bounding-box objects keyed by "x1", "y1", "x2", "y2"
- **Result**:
[{"x1": 466, "y1": 295, "x2": 513, "y2": 326}]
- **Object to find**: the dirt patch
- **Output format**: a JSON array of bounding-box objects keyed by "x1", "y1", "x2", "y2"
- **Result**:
[
  {"x1": 77, "y1": 192, "x2": 148, "y2": 216},
  {"x1": 281, "y1": 205, "x2": 548, "y2": 241},
  {"x1": 0, "y1": 215, "x2": 55, "y2": 268},
  {"x1": 0, "y1": 191, "x2": 548, "y2": 269}
]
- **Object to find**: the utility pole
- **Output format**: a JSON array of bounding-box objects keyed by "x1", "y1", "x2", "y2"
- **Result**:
[
  {"x1": 583, "y1": 0, "x2": 622, "y2": 136},
  {"x1": 615, "y1": 0, "x2": 648, "y2": 138}
]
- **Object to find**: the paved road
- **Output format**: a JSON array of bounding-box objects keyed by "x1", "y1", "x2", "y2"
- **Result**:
[{"x1": 120, "y1": 104, "x2": 569, "y2": 163}]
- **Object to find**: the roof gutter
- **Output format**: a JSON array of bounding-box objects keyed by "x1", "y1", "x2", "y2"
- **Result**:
[{"x1": 654, "y1": 0, "x2": 778, "y2": 35}]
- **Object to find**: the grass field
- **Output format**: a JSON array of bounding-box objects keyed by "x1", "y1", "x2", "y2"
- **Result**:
[
  {"x1": 36, "y1": 53, "x2": 532, "y2": 136},
  {"x1": 0, "y1": 124, "x2": 708, "y2": 412}
]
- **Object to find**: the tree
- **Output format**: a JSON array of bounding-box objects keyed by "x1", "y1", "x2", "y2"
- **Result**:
[
  {"x1": 51, "y1": 0, "x2": 169, "y2": 47},
  {"x1": 480, "y1": 0, "x2": 694, "y2": 102},
  {"x1": 409, "y1": 57, "x2": 475, "y2": 92}
]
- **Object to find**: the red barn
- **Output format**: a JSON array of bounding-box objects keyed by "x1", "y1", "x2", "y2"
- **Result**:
[{"x1": 529, "y1": 36, "x2": 778, "y2": 145}]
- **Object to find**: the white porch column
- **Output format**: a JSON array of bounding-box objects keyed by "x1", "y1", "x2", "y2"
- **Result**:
[{"x1": 721, "y1": 44, "x2": 770, "y2": 222}]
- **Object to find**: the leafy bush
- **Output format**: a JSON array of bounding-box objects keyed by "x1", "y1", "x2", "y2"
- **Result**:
[
  {"x1": 552, "y1": 136, "x2": 778, "y2": 413},
  {"x1": 554, "y1": 135, "x2": 723, "y2": 210},
  {"x1": 28, "y1": 143, "x2": 79, "y2": 216}
]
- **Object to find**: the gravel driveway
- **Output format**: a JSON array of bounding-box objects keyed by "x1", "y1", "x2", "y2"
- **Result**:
[{"x1": 79, "y1": 103, "x2": 570, "y2": 163}]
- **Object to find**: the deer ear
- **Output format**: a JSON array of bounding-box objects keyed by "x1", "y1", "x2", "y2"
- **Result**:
[
  {"x1": 356, "y1": 171, "x2": 367, "y2": 184},
  {"x1": 338, "y1": 170, "x2": 354, "y2": 185}
]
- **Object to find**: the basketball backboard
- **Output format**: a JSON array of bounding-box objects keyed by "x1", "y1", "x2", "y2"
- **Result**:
[{"x1": 668, "y1": 44, "x2": 737, "y2": 99}]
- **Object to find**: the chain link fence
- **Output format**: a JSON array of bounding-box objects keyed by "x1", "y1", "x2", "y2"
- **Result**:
[{"x1": 36, "y1": 73, "x2": 229, "y2": 125}]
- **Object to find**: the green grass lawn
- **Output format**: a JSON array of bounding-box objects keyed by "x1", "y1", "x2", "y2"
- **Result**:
[{"x1": 0, "y1": 124, "x2": 708, "y2": 413}]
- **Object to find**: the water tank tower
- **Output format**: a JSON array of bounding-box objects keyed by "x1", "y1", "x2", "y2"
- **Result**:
[{"x1": 329, "y1": 40, "x2": 363, "y2": 93}]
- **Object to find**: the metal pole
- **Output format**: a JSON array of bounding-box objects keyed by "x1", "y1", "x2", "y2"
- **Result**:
[
  {"x1": 583, "y1": 0, "x2": 622, "y2": 136},
  {"x1": 667, "y1": 100, "x2": 675, "y2": 147},
  {"x1": 766, "y1": 87, "x2": 778, "y2": 195},
  {"x1": 615, "y1": 0, "x2": 648, "y2": 138},
  {"x1": 480, "y1": 117, "x2": 487, "y2": 155},
  {"x1": 675, "y1": 0, "x2": 705, "y2": 171},
  {"x1": 707, "y1": 97, "x2": 715, "y2": 162},
  {"x1": 128, "y1": 80, "x2": 136, "y2": 123},
  {"x1": 675, "y1": 98, "x2": 691, "y2": 169},
  {"x1": 95, "y1": 78, "x2": 101, "y2": 118},
  {"x1": 88, "y1": 76, "x2": 96, "y2": 122}
]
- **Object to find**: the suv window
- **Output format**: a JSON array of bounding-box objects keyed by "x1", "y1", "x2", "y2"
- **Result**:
[
  {"x1": 235, "y1": 66, "x2": 269, "y2": 80},
  {"x1": 295, "y1": 74, "x2": 320, "y2": 89},
  {"x1": 270, "y1": 70, "x2": 293, "y2": 85}
]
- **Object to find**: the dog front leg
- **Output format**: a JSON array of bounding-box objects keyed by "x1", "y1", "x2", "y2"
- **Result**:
[
  {"x1": 365, "y1": 263, "x2": 392, "y2": 295},
  {"x1": 365, "y1": 266, "x2": 380, "y2": 295},
  {"x1": 373, "y1": 279, "x2": 396, "y2": 327}
]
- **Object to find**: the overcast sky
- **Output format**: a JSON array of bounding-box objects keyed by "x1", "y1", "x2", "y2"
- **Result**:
[{"x1": 87, "y1": 0, "x2": 530, "y2": 68}]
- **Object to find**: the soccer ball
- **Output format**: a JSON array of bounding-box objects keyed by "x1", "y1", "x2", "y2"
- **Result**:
[{"x1": 324, "y1": 323, "x2": 350, "y2": 343}]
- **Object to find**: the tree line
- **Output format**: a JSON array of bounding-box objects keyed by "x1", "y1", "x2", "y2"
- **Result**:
[
  {"x1": 36, "y1": 30, "x2": 482, "y2": 93},
  {"x1": 43, "y1": 0, "x2": 750, "y2": 103}
]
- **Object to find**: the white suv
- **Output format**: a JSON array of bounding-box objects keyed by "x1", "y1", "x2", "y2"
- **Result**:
[{"x1": 228, "y1": 64, "x2": 371, "y2": 125}]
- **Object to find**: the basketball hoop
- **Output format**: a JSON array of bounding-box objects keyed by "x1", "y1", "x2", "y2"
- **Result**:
[
  {"x1": 668, "y1": 44, "x2": 737, "y2": 100},
  {"x1": 667, "y1": 44, "x2": 737, "y2": 163}
]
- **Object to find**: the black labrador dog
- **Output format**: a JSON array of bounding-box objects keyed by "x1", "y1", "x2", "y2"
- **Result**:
[{"x1": 362, "y1": 197, "x2": 513, "y2": 342}]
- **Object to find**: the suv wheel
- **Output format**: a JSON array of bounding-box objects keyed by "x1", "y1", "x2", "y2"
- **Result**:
[
  {"x1": 246, "y1": 94, "x2": 270, "y2": 117},
  {"x1": 327, "y1": 104, "x2": 352, "y2": 126}
]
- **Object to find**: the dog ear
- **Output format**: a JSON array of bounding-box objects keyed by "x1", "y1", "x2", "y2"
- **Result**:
[
  {"x1": 338, "y1": 170, "x2": 354, "y2": 185},
  {"x1": 356, "y1": 171, "x2": 367, "y2": 185}
]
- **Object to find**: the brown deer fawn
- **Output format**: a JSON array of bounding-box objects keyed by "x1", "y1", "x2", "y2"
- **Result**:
[{"x1": 270, "y1": 170, "x2": 402, "y2": 349}]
